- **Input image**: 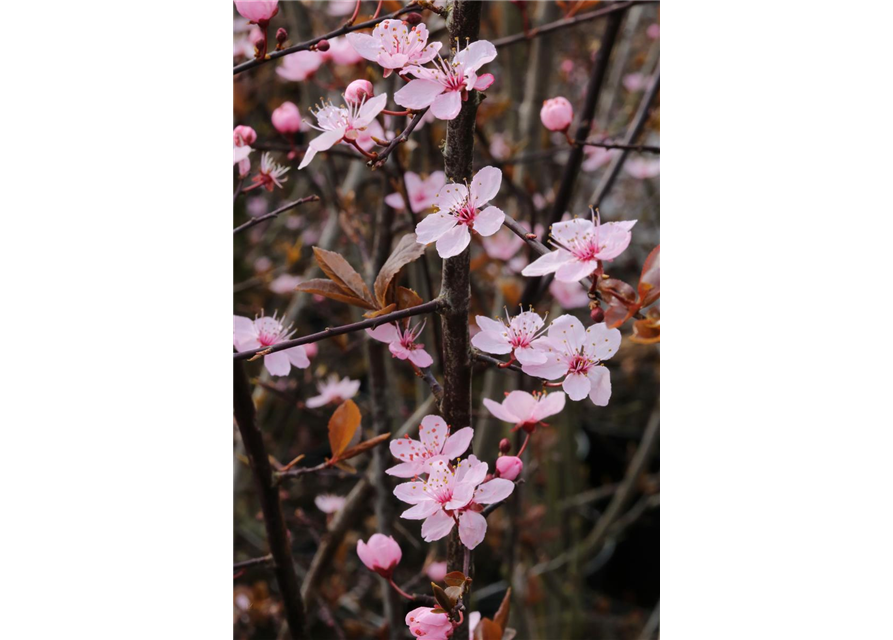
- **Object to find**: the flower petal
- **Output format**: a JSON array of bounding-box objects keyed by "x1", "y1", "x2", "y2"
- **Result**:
[
  {"x1": 521, "y1": 249, "x2": 572, "y2": 277},
  {"x1": 401, "y1": 501, "x2": 441, "y2": 520},
  {"x1": 441, "y1": 427, "x2": 473, "y2": 459},
  {"x1": 345, "y1": 32, "x2": 380, "y2": 61},
  {"x1": 416, "y1": 212, "x2": 457, "y2": 244},
  {"x1": 356, "y1": 93, "x2": 388, "y2": 127},
  {"x1": 585, "y1": 322, "x2": 622, "y2": 361},
  {"x1": 514, "y1": 345, "x2": 547, "y2": 365},
  {"x1": 419, "y1": 415, "x2": 448, "y2": 453},
  {"x1": 366, "y1": 324, "x2": 399, "y2": 344},
  {"x1": 454, "y1": 40, "x2": 497, "y2": 71},
  {"x1": 394, "y1": 480, "x2": 429, "y2": 504},
  {"x1": 472, "y1": 206, "x2": 505, "y2": 237},
  {"x1": 503, "y1": 391, "x2": 537, "y2": 421},
  {"x1": 263, "y1": 351, "x2": 291, "y2": 377},
  {"x1": 469, "y1": 166, "x2": 502, "y2": 207},
  {"x1": 431, "y1": 90, "x2": 463, "y2": 120},
  {"x1": 548, "y1": 314, "x2": 586, "y2": 352},
  {"x1": 421, "y1": 509, "x2": 455, "y2": 542},
  {"x1": 395, "y1": 79, "x2": 444, "y2": 109},
  {"x1": 587, "y1": 366, "x2": 612, "y2": 406},
  {"x1": 474, "y1": 478, "x2": 515, "y2": 504},
  {"x1": 435, "y1": 225, "x2": 471, "y2": 258},
  {"x1": 385, "y1": 462, "x2": 419, "y2": 478},
  {"x1": 533, "y1": 391, "x2": 566, "y2": 421},
  {"x1": 562, "y1": 372, "x2": 591, "y2": 401},
  {"x1": 285, "y1": 346, "x2": 310, "y2": 368},
  {"x1": 384, "y1": 192, "x2": 406, "y2": 210},
  {"x1": 408, "y1": 348, "x2": 434, "y2": 368},
  {"x1": 434, "y1": 183, "x2": 469, "y2": 212},
  {"x1": 457, "y1": 510, "x2": 488, "y2": 550},
  {"x1": 482, "y1": 398, "x2": 519, "y2": 423},
  {"x1": 470, "y1": 330, "x2": 511, "y2": 355},
  {"x1": 555, "y1": 258, "x2": 598, "y2": 282},
  {"x1": 473, "y1": 72, "x2": 495, "y2": 91}
]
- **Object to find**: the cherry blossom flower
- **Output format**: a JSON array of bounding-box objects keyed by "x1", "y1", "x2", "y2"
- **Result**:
[
  {"x1": 426, "y1": 561, "x2": 448, "y2": 583},
  {"x1": 406, "y1": 607, "x2": 453, "y2": 640},
  {"x1": 483, "y1": 390, "x2": 567, "y2": 431},
  {"x1": 582, "y1": 145, "x2": 619, "y2": 172},
  {"x1": 233, "y1": 0, "x2": 279, "y2": 24},
  {"x1": 394, "y1": 455, "x2": 514, "y2": 548},
  {"x1": 314, "y1": 494, "x2": 346, "y2": 514},
  {"x1": 233, "y1": 25, "x2": 263, "y2": 59},
  {"x1": 366, "y1": 320, "x2": 434, "y2": 368},
  {"x1": 269, "y1": 273, "x2": 303, "y2": 295},
  {"x1": 306, "y1": 374, "x2": 360, "y2": 409},
  {"x1": 233, "y1": 312, "x2": 309, "y2": 376},
  {"x1": 471, "y1": 309, "x2": 549, "y2": 365},
  {"x1": 276, "y1": 50, "x2": 324, "y2": 81},
  {"x1": 387, "y1": 414, "x2": 473, "y2": 478},
  {"x1": 252, "y1": 153, "x2": 290, "y2": 191},
  {"x1": 540, "y1": 96, "x2": 574, "y2": 131},
  {"x1": 384, "y1": 171, "x2": 446, "y2": 212},
  {"x1": 347, "y1": 19, "x2": 442, "y2": 77},
  {"x1": 481, "y1": 228, "x2": 524, "y2": 261},
  {"x1": 233, "y1": 125, "x2": 256, "y2": 177},
  {"x1": 356, "y1": 534, "x2": 402, "y2": 579},
  {"x1": 395, "y1": 40, "x2": 497, "y2": 120},
  {"x1": 549, "y1": 279, "x2": 592, "y2": 309},
  {"x1": 522, "y1": 216, "x2": 637, "y2": 282},
  {"x1": 624, "y1": 157, "x2": 660, "y2": 179},
  {"x1": 326, "y1": 0, "x2": 355, "y2": 16},
  {"x1": 345, "y1": 79, "x2": 374, "y2": 104},
  {"x1": 298, "y1": 94, "x2": 388, "y2": 169},
  {"x1": 521, "y1": 315, "x2": 620, "y2": 405},
  {"x1": 271, "y1": 101, "x2": 301, "y2": 134},
  {"x1": 324, "y1": 36, "x2": 364, "y2": 66},
  {"x1": 496, "y1": 456, "x2": 523, "y2": 481},
  {"x1": 415, "y1": 166, "x2": 505, "y2": 258}
]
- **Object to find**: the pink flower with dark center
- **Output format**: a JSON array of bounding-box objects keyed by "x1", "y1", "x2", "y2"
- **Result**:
[
  {"x1": 521, "y1": 315, "x2": 620, "y2": 405},
  {"x1": 276, "y1": 50, "x2": 324, "y2": 81},
  {"x1": 271, "y1": 101, "x2": 301, "y2": 134},
  {"x1": 314, "y1": 494, "x2": 346, "y2": 514},
  {"x1": 233, "y1": 312, "x2": 309, "y2": 376},
  {"x1": 298, "y1": 94, "x2": 388, "y2": 169},
  {"x1": 406, "y1": 606, "x2": 453, "y2": 640},
  {"x1": 357, "y1": 533, "x2": 402, "y2": 579},
  {"x1": 522, "y1": 215, "x2": 637, "y2": 282},
  {"x1": 252, "y1": 153, "x2": 290, "y2": 191},
  {"x1": 347, "y1": 19, "x2": 442, "y2": 78},
  {"x1": 394, "y1": 455, "x2": 515, "y2": 549},
  {"x1": 387, "y1": 414, "x2": 473, "y2": 478},
  {"x1": 483, "y1": 390, "x2": 566, "y2": 432},
  {"x1": 415, "y1": 166, "x2": 505, "y2": 258},
  {"x1": 395, "y1": 40, "x2": 497, "y2": 120},
  {"x1": 471, "y1": 309, "x2": 550, "y2": 365},
  {"x1": 366, "y1": 320, "x2": 434, "y2": 368},
  {"x1": 234, "y1": 0, "x2": 279, "y2": 24},
  {"x1": 306, "y1": 374, "x2": 360, "y2": 409},
  {"x1": 384, "y1": 171, "x2": 446, "y2": 212}
]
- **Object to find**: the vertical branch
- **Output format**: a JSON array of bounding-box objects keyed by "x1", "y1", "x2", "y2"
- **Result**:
[
  {"x1": 440, "y1": 3, "x2": 483, "y2": 639},
  {"x1": 233, "y1": 361, "x2": 308, "y2": 640}
]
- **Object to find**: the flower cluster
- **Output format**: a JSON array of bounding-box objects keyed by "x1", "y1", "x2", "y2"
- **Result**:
[{"x1": 347, "y1": 19, "x2": 442, "y2": 78}]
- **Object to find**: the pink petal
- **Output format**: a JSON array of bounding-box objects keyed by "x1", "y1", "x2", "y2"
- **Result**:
[
  {"x1": 521, "y1": 249, "x2": 572, "y2": 277},
  {"x1": 419, "y1": 415, "x2": 448, "y2": 452},
  {"x1": 469, "y1": 166, "x2": 502, "y2": 207},
  {"x1": 421, "y1": 510, "x2": 455, "y2": 542},
  {"x1": 472, "y1": 206, "x2": 505, "y2": 237},
  {"x1": 550, "y1": 219, "x2": 593, "y2": 246},
  {"x1": 377, "y1": 51, "x2": 409, "y2": 70},
  {"x1": 401, "y1": 501, "x2": 441, "y2": 520},
  {"x1": 345, "y1": 32, "x2": 380, "y2": 61},
  {"x1": 308, "y1": 127, "x2": 344, "y2": 152},
  {"x1": 457, "y1": 510, "x2": 488, "y2": 550},
  {"x1": 482, "y1": 398, "x2": 519, "y2": 423},
  {"x1": 263, "y1": 351, "x2": 291, "y2": 377},
  {"x1": 514, "y1": 345, "x2": 547, "y2": 365},
  {"x1": 408, "y1": 348, "x2": 434, "y2": 368},
  {"x1": 416, "y1": 212, "x2": 457, "y2": 244},
  {"x1": 386, "y1": 462, "x2": 420, "y2": 478},
  {"x1": 555, "y1": 258, "x2": 598, "y2": 282},
  {"x1": 588, "y1": 367, "x2": 612, "y2": 406},
  {"x1": 473, "y1": 72, "x2": 495, "y2": 91},
  {"x1": 441, "y1": 427, "x2": 473, "y2": 459},
  {"x1": 548, "y1": 314, "x2": 586, "y2": 352},
  {"x1": 384, "y1": 192, "x2": 406, "y2": 210},
  {"x1": 431, "y1": 90, "x2": 462, "y2": 120},
  {"x1": 434, "y1": 183, "x2": 468, "y2": 212},
  {"x1": 435, "y1": 224, "x2": 471, "y2": 258},
  {"x1": 389, "y1": 436, "x2": 423, "y2": 463},
  {"x1": 394, "y1": 480, "x2": 429, "y2": 504},
  {"x1": 475, "y1": 315, "x2": 506, "y2": 334},
  {"x1": 521, "y1": 357, "x2": 568, "y2": 381},
  {"x1": 389, "y1": 342, "x2": 412, "y2": 360},
  {"x1": 562, "y1": 372, "x2": 591, "y2": 401},
  {"x1": 366, "y1": 324, "x2": 399, "y2": 343},
  {"x1": 474, "y1": 478, "x2": 515, "y2": 504},
  {"x1": 285, "y1": 346, "x2": 309, "y2": 368},
  {"x1": 585, "y1": 323, "x2": 622, "y2": 361},
  {"x1": 454, "y1": 40, "x2": 497, "y2": 71},
  {"x1": 444, "y1": 482, "x2": 476, "y2": 510},
  {"x1": 356, "y1": 93, "x2": 388, "y2": 126},
  {"x1": 533, "y1": 391, "x2": 566, "y2": 421},
  {"x1": 470, "y1": 330, "x2": 511, "y2": 355},
  {"x1": 503, "y1": 391, "x2": 537, "y2": 421},
  {"x1": 394, "y1": 79, "x2": 444, "y2": 110}
]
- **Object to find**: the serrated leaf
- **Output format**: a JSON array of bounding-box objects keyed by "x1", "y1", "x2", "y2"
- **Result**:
[
  {"x1": 295, "y1": 279, "x2": 377, "y2": 310},
  {"x1": 338, "y1": 432, "x2": 391, "y2": 462},
  {"x1": 493, "y1": 588, "x2": 511, "y2": 632},
  {"x1": 374, "y1": 233, "x2": 427, "y2": 307},
  {"x1": 328, "y1": 400, "x2": 361, "y2": 458},
  {"x1": 313, "y1": 247, "x2": 374, "y2": 304},
  {"x1": 443, "y1": 571, "x2": 467, "y2": 588}
]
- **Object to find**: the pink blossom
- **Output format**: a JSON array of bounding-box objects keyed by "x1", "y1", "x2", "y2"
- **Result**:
[
  {"x1": 314, "y1": 494, "x2": 346, "y2": 514},
  {"x1": 426, "y1": 561, "x2": 448, "y2": 583},
  {"x1": 234, "y1": 0, "x2": 279, "y2": 24},
  {"x1": 522, "y1": 216, "x2": 636, "y2": 282},
  {"x1": 394, "y1": 455, "x2": 515, "y2": 548},
  {"x1": 233, "y1": 26, "x2": 263, "y2": 59},
  {"x1": 326, "y1": 0, "x2": 355, "y2": 16},
  {"x1": 483, "y1": 390, "x2": 566, "y2": 431},
  {"x1": 298, "y1": 94, "x2": 388, "y2": 169},
  {"x1": 276, "y1": 50, "x2": 324, "y2": 81},
  {"x1": 415, "y1": 166, "x2": 505, "y2": 258},
  {"x1": 395, "y1": 40, "x2": 497, "y2": 120},
  {"x1": 582, "y1": 145, "x2": 619, "y2": 172},
  {"x1": 269, "y1": 273, "x2": 303, "y2": 294},
  {"x1": 549, "y1": 279, "x2": 592, "y2": 309},
  {"x1": 387, "y1": 414, "x2": 473, "y2": 478},
  {"x1": 496, "y1": 456, "x2": 523, "y2": 481},
  {"x1": 471, "y1": 310, "x2": 549, "y2": 365},
  {"x1": 384, "y1": 171, "x2": 446, "y2": 212},
  {"x1": 345, "y1": 79, "x2": 375, "y2": 104},
  {"x1": 233, "y1": 312, "x2": 309, "y2": 376},
  {"x1": 647, "y1": 23, "x2": 660, "y2": 39},
  {"x1": 521, "y1": 315, "x2": 620, "y2": 405},
  {"x1": 306, "y1": 374, "x2": 360, "y2": 409},
  {"x1": 356, "y1": 533, "x2": 402, "y2": 579},
  {"x1": 560, "y1": 59, "x2": 574, "y2": 74},
  {"x1": 624, "y1": 157, "x2": 660, "y2": 179},
  {"x1": 366, "y1": 320, "x2": 434, "y2": 368},
  {"x1": 347, "y1": 19, "x2": 442, "y2": 78},
  {"x1": 406, "y1": 607, "x2": 453, "y2": 640},
  {"x1": 233, "y1": 125, "x2": 256, "y2": 176},
  {"x1": 252, "y1": 153, "x2": 290, "y2": 191},
  {"x1": 540, "y1": 96, "x2": 574, "y2": 131},
  {"x1": 481, "y1": 228, "x2": 524, "y2": 261},
  {"x1": 324, "y1": 36, "x2": 364, "y2": 66},
  {"x1": 271, "y1": 101, "x2": 302, "y2": 134},
  {"x1": 623, "y1": 72, "x2": 647, "y2": 92},
  {"x1": 489, "y1": 132, "x2": 511, "y2": 160}
]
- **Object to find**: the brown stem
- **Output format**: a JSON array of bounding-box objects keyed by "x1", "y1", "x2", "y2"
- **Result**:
[
  {"x1": 372, "y1": 107, "x2": 430, "y2": 168},
  {"x1": 233, "y1": 361, "x2": 308, "y2": 639},
  {"x1": 233, "y1": 196, "x2": 320, "y2": 234}
]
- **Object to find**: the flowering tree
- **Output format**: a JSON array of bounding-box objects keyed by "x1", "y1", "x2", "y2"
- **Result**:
[{"x1": 234, "y1": 2, "x2": 660, "y2": 639}]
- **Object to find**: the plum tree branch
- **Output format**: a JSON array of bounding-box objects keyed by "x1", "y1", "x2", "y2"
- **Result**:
[
  {"x1": 233, "y1": 196, "x2": 320, "y2": 234},
  {"x1": 371, "y1": 108, "x2": 429, "y2": 168}
]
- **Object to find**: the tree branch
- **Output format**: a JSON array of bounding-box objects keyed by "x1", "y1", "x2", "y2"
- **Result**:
[
  {"x1": 233, "y1": 361, "x2": 308, "y2": 639},
  {"x1": 233, "y1": 298, "x2": 443, "y2": 361},
  {"x1": 233, "y1": 196, "x2": 320, "y2": 234},
  {"x1": 371, "y1": 108, "x2": 429, "y2": 169}
]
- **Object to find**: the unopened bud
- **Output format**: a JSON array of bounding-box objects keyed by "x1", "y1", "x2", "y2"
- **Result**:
[
  {"x1": 590, "y1": 305, "x2": 605, "y2": 323},
  {"x1": 276, "y1": 28, "x2": 288, "y2": 45},
  {"x1": 404, "y1": 12, "x2": 424, "y2": 25},
  {"x1": 498, "y1": 438, "x2": 511, "y2": 454},
  {"x1": 316, "y1": 39, "x2": 330, "y2": 52},
  {"x1": 345, "y1": 79, "x2": 374, "y2": 104},
  {"x1": 496, "y1": 456, "x2": 523, "y2": 481}
]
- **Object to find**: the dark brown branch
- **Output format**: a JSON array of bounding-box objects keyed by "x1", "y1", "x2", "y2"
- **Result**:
[
  {"x1": 371, "y1": 108, "x2": 429, "y2": 169},
  {"x1": 233, "y1": 361, "x2": 308, "y2": 639},
  {"x1": 233, "y1": 196, "x2": 320, "y2": 234},
  {"x1": 580, "y1": 139, "x2": 659, "y2": 154},
  {"x1": 233, "y1": 3, "x2": 421, "y2": 75},
  {"x1": 472, "y1": 351, "x2": 524, "y2": 375},
  {"x1": 234, "y1": 554, "x2": 273, "y2": 571},
  {"x1": 233, "y1": 298, "x2": 442, "y2": 361},
  {"x1": 275, "y1": 461, "x2": 329, "y2": 480},
  {"x1": 492, "y1": 1, "x2": 648, "y2": 49}
]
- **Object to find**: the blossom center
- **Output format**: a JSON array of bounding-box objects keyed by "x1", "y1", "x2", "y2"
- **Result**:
[
  {"x1": 455, "y1": 204, "x2": 477, "y2": 226},
  {"x1": 568, "y1": 353, "x2": 594, "y2": 375}
]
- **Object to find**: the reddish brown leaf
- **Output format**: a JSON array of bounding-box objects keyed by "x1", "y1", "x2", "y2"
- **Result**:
[
  {"x1": 363, "y1": 303, "x2": 397, "y2": 319},
  {"x1": 443, "y1": 571, "x2": 467, "y2": 588},
  {"x1": 312, "y1": 247, "x2": 374, "y2": 304},
  {"x1": 338, "y1": 432, "x2": 391, "y2": 462},
  {"x1": 373, "y1": 233, "x2": 427, "y2": 307},
  {"x1": 396, "y1": 286, "x2": 424, "y2": 311},
  {"x1": 630, "y1": 311, "x2": 660, "y2": 344},
  {"x1": 295, "y1": 279, "x2": 377, "y2": 310},
  {"x1": 328, "y1": 400, "x2": 361, "y2": 458},
  {"x1": 493, "y1": 588, "x2": 512, "y2": 632},
  {"x1": 638, "y1": 244, "x2": 660, "y2": 308},
  {"x1": 473, "y1": 619, "x2": 503, "y2": 640}
]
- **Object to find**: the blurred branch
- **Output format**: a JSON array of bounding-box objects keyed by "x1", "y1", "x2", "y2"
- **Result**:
[
  {"x1": 233, "y1": 196, "x2": 320, "y2": 234},
  {"x1": 371, "y1": 108, "x2": 429, "y2": 169},
  {"x1": 492, "y1": 1, "x2": 648, "y2": 49},
  {"x1": 233, "y1": 298, "x2": 443, "y2": 361},
  {"x1": 233, "y1": 3, "x2": 421, "y2": 75},
  {"x1": 580, "y1": 139, "x2": 659, "y2": 154},
  {"x1": 472, "y1": 351, "x2": 524, "y2": 375},
  {"x1": 234, "y1": 554, "x2": 273, "y2": 571}
]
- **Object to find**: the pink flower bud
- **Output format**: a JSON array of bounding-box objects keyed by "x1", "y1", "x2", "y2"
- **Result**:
[
  {"x1": 233, "y1": 125, "x2": 257, "y2": 147},
  {"x1": 498, "y1": 438, "x2": 511, "y2": 454},
  {"x1": 496, "y1": 456, "x2": 523, "y2": 481},
  {"x1": 233, "y1": 0, "x2": 280, "y2": 24},
  {"x1": 316, "y1": 38, "x2": 330, "y2": 52},
  {"x1": 275, "y1": 27, "x2": 288, "y2": 45},
  {"x1": 345, "y1": 79, "x2": 375, "y2": 104},
  {"x1": 404, "y1": 12, "x2": 424, "y2": 25},
  {"x1": 357, "y1": 534, "x2": 402, "y2": 579},
  {"x1": 540, "y1": 96, "x2": 574, "y2": 132},
  {"x1": 271, "y1": 101, "x2": 301, "y2": 134},
  {"x1": 590, "y1": 305, "x2": 605, "y2": 323}
]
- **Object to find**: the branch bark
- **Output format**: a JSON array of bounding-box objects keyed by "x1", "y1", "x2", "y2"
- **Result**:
[{"x1": 234, "y1": 361, "x2": 308, "y2": 639}]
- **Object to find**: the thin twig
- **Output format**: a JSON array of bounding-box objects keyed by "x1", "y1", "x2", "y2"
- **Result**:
[
  {"x1": 234, "y1": 554, "x2": 273, "y2": 571},
  {"x1": 233, "y1": 196, "x2": 320, "y2": 234},
  {"x1": 233, "y1": 298, "x2": 443, "y2": 361},
  {"x1": 371, "y1": 108, "x2": 429, "y2": 168},
  {"x1": 580, "y1": 139, "x2": 659, "y2": 154},
  {"x1": 234, "y1": 3, "x2": 421, "y2": 75},
  {"x1": 472, "y1": 351, "x2": 524, "y2": 375}
]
